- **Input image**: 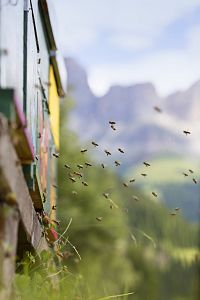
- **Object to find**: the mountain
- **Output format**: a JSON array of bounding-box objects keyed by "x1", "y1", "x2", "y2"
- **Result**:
[
  {"x1": 65, "y1": 57, "x2": 200, "y2": 162},
  {"x1": 65, "y1": 58, "x2": 200, "y2": 222},
  {"x1": 164, "y1": 80, "x2": 200, "y2": 121},
  {"x1": 66, "y1": 58, "x2": 98, "y2": 138}
]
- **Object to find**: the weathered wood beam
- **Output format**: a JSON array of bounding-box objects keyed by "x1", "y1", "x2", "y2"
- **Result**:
[
  {"x1": 0, "y1": 204, "x2": 19, "y2": 299},
  {"x1": 0, "y1": 114, "x2": 48, "y2": 297},
  {"x1": 0, "y1": 114, "x2": 46, "y2": 250}
]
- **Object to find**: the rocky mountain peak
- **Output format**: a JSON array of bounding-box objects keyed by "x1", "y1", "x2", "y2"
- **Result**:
[{"x1": 65, "y1": 57, "x2": 200, "y2": 164}]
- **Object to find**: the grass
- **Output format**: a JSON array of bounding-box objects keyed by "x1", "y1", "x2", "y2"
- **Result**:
[
  {"x1": 168, "y1": 247, "x2": 199, "y2": 265},
  {"x1": 96, "y1": 292, "x2": 135, "y2": 300},
  {"x1": 125, "y1": 155, "x2": 200, "y2": 222},
  {"x1": 126, "y1": 155, "x2": 200, "y2": 185}
]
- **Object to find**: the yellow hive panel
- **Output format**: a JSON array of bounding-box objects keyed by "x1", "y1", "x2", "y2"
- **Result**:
[{"x1": 49, "y1": 66, "x2": 59, "y2": 150}]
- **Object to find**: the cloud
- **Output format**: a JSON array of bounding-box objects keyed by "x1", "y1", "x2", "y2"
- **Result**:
[
  {"x1": 60, "y1": 28, "x2": 97, "y2": 54},
  {"x1": 49, "y1": 0, "x2": 200, "y2": 96},
  {"x1": 88, "y1": 30, "x2": 200, "y2": 97},
  {"x1": 187, "y1": 24, "x2": 200, "y2": 52},
  {"x1": 109, "y1": 33, "x2": 153, "y2": 51},
  {"x1": 53, "y1": 0, "x2": 200, "y2": 52}
]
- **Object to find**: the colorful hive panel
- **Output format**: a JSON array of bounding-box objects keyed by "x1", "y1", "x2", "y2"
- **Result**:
[{"x1": 49, "y1": 66, "x2": 60, "y2": 150}]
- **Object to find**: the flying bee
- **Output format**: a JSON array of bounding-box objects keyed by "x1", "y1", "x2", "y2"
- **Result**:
[
  {"x1": 52, "y1": 205, "x2": 57, "y2": 210},
  {"x1": 104, "y1": 150, "x2": 111, "y2": 156},
  {"x1": 52, "y1": 184, "x2": 58, "y2": 188},
  {"x1": 152, "y1": 192, "x2": 157, "y2": 197},
  {"x1": 82, "y1": 181, "x2": 88, "y2": 187},
  {"x1": 96, "y1": 217, "x2": 102, "y2": 222},
  {"x1": 123, "y1": 182, "x2": 128, "y2": 187},
  {"x1": 174, "y1": 207, "x2": 180, "y2": 211},
  {"x1": 52, "y1": 219, "x2": 60, "y2": 227},
  {"x1": 92, "y1": 141, "x2": 99, "y2": 147},
  {"x1": 118, "y1": 148, "x2": 124, "y2": 153},
  {"x1": 69, "y1": 177, "x2": 76, "y2": 183},
  {"x1": 102, "y1": 192, "x2": 109, "y2": 199},
  {"x1": 72, "y1": 190, "x2": 78, "y2": 196},
  {"x1": 68, "y1": 172, "x2": 74, "y2": 177},
  {"x1": 42, "y1": 213, "x2": 51, "y2": 225},
  {"x1": 183, "y1": 130, "x2": 191, "y2": 135},
  {"x1": 56, "y1": 251, "x2": 64, "y2": 259},
  {"x1": 101, "y1": 163, "x2": 105, "y2": 168},
  {"x1": 189, "y1": 169, "x2": 194, "y2": 174},
  {"x1": 35, "y1": 155, "x2": 39, "y2": 161},
  {"x1": 154, "y1": 106, "x2": 162, "y2": 113},
  {"x1": 62, "y1": 251, "x2": 74, "y2": 259},
  {"x1": 170, "y1": 212, "x2": 177, "y2": 216},
  {"x1": 143, "y1": 161, "x2": 150, "y2": 167},
  {"x1": 53, "y1": 153, "x2": 59, "y2": 158},
  {"x1": 114, "y1": 160, "x2": 121, "y2": 166},
  {"x1": 111, "y1": 124, "x2": 116, "y2": 131},
  {"x1": 141, "y1": 173, "x2": 147, "y2": 177},
  {"x1": 132, "y1": 195, "x2": 139, "y2": 201},
  {"x1": 130, "y1": 179, "x2": 136, "y2": 183},
  {"x1": 38, "y1": 132, "x2": 41, "y2": 139},
  {"x1": 77, "y1": 164, "x2": 83, "y2": 169},
  {"x1": 80, "y1": 149, "x2": 87, "y2": 153},
  {"x1": 85, "y1": 162, "x2": 92, "y2": 167},
  {"x1": 64, "y1": 164, "x2": 71, "y2": 169},
  {"x1": 183, "y1": 172, "x2": 188, "y2": 177},
  {"x1": 43, "y1": 194, "x2": 46, "y2": 203},
  {"x1": 109, "y1": 121, "x2": 116, "y2": 125},
  {"x1": 109, "y1": 199, "x2": 118, "y2": 209},
  {"x1": 74, "y1": 171, "x2": 83, "y2": 178},
  {"x1": 192, "y1": 178, "x2": 197, "y2": 184}
]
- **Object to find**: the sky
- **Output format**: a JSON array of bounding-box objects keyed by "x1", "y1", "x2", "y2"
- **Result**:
[{"x1": 49, "y1": 0, "x2": 200, "y2": 97}]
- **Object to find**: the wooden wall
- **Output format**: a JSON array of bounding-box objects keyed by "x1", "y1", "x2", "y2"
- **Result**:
[
  {"x1": 0, "y1": 0, "x2": 65, "y2": 215},
  {"x1": 0, "y1": 1, "x2": 24, "y2": 105}
]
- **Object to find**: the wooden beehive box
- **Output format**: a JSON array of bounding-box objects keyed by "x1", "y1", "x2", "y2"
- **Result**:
[
  {"x1": 0, "y1": 0, "x2": 66, "y2": 214},
  {"x1": 0, "y1": 2, "x2": 66, "y2": 295}
]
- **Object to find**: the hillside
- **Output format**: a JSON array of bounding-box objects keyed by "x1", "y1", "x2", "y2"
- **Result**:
[
  {"x1": 13, "y1": 91, "x2": 199, "y2": 300},
  {"x1": 66, "y1": 57, "x2": 200, "y2": 163},
  {"x1": 65, "y1": 57, "x2": 200, "y2": 222},
  {"x1": 56, "y1": 100, "x2": 199, "y2": 300},
  {"x1": 126, "y1": 155, "x2": 200, "y2": 222}
]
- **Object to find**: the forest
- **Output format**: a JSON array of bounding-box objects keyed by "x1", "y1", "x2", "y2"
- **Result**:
[{"x1": 13, "y1": 98, "x2": 199, "y2": 300}]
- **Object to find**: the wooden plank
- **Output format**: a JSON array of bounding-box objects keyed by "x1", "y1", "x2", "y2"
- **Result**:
[
  {"x1": 28, "y1": 164, "x2": 44, "y2": 210},
  {"x1": 0, "y1": 204, "x2": 19, "y2": 299},
  {"x1": 0, "y1": 0, "x2": 24, "y2": 104},
  {"x1": 0, "y1": 114, "x2": 47, "y2": 250},
  {"x1": 0, "y1": 113, "x2": 49, "y2": 298}
]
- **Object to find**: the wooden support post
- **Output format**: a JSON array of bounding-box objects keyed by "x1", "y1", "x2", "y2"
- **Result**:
[
  {"x1": 0, "y1": 114, "x2": 49, "y2": 298},
  {"x1": 0, "y1": 204, "x2": 19, "y2": 299},
  {"x1": 0, "y1": 114, "x2": 47, "y2": 249}
]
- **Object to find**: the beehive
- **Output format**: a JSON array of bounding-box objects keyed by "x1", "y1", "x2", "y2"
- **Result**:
[{"x1": 0, "y1": 0, "x2": 66, "y2": 213}]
